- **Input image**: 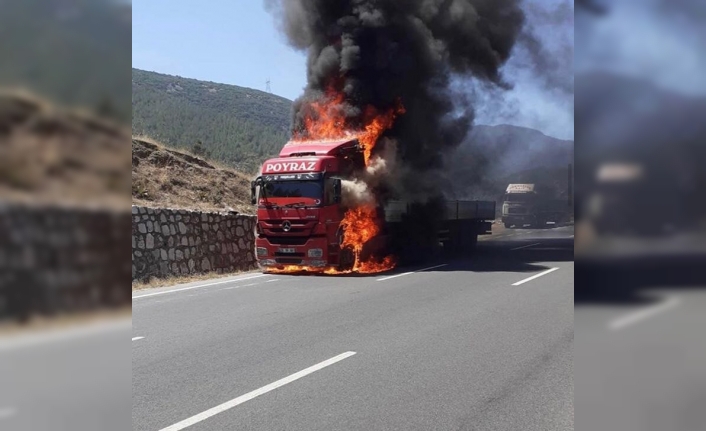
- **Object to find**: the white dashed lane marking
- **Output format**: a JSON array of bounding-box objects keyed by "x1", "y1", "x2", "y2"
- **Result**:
[
  {"x1": 609, "y1": 297, "x2": 680, "y2": 331},
  {"x1": 512, "y1": 267, "x2": 559, "y2": 286},
  {"x1": 158, "y1": 351, "x2": 357, "y2": 431}
]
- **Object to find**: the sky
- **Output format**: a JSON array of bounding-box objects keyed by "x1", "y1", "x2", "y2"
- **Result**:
[
  {"x1": 575, "y1": 0, "x2": 706, "y2": 97},
  {"x1": 132, "y1": 0, "x2": 574, "y2": 140},
  {"x1": 472, "y1": 0, "x2": 574, "y2": 140},
  {"x1": 132, "y1": 0, "x2": 306, "y2": 99}
]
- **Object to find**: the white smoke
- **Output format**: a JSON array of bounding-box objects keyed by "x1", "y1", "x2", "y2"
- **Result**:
[
  {"x1": 342, "y1": 138, "x2": 398, "y2": 207},
  {"x1": 342, "y1": 178, "x2": 374, "y2": 206}
]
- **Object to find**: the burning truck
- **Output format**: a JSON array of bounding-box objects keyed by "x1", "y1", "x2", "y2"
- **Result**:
[
  {"x1": 256, "y1": 0, "x2": 526, "y2": 273},
  {"x1": 251, "y1": 136, "x2": 495, "y2": 274}
]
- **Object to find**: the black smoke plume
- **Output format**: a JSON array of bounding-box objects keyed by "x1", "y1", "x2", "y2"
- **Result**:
[
  {"x1": 266, "y1": 0, "x2": 525, "y2": 262},
  {"x1": 267, "y1": 0, "x2": 525, "y2": 199},
  {"x1": 519, "y1": 1, "x2": 574, "y2": 97}
]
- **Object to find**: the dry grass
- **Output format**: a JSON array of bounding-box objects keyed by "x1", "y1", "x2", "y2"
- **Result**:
[
  {"x1": 131, "y1": 133, "x2": 163, "y2": 148},
  {"x1": 132, "y1": 134, "x2": 238, "y2": 173},
  {"x1": 0, "y1": 89, "x2": 131, "y2": 209},
  {"x1": 132, "y1": 136, "x2": 255, "y2": 214},
  {"x1": 132, "y1": 269, "x2": 261, "y2": 291}
]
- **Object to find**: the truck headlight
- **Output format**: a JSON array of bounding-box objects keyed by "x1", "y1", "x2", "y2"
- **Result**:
[
  {"x1": 256, "y1": 247, "x2": 268, "y2": 257},
  {"x1": 308, "y1": 248, "x2": 323, "y2": 258}
]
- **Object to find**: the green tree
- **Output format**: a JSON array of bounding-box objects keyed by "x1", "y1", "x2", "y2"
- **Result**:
[
  {"x1": 192, "y1": 140, "x2": 206, "y2": 156},
  {"x1": 132, "y1": 69, "x2": 291, "y2": 172}
]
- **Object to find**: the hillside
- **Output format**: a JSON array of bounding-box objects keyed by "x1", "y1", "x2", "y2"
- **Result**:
[
  {"x1": 0, "y1": 90, "x2": 131, "y2": 208},
  {"x1": 132, "y1": 137, "x2": 254, "y2": 214},
  {"x1": 444, "y1": 124, "x2": 574, "y2": 203},
  {"x1": 467, "y1": 124, "x2": 573, "y2": 173},
  {"x1": 132, "y1": 69, "x2": 292, "y2": 173},
  {"x1": 0, "y1": 0, "x2": 131, "y2": 123}
]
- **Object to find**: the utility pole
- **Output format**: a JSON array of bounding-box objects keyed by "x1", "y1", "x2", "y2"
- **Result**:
[{"x1": 266, "y1": 78, "x2": 271, "y2": 93}]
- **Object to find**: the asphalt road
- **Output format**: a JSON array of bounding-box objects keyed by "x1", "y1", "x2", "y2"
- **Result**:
[
  {"x1": 133, "y1": 225, "x2": 574, "y2": 431},
  {"x1": 0, "y1": 316, "x2": 132, "y2": 431},
  {"x1": 575, "y1": 238, "x2": 706, "y2": 431}
]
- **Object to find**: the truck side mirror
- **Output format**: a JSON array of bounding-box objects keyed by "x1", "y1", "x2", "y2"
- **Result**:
[
  {"x1": 333, "y1": 179, "x2": 342, "y2": 204},
  {"x1": 250, "y1": 181, "x2": 257, "y2": 205}
]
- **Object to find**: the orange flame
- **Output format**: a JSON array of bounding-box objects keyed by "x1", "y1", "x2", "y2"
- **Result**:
[
  {"x1": 334, "y1": 205, "x2": 394, "y2": 273},
  {"x1": 281, "y1": 83, "x2": 403, "y2": 274},
  {"x1": 359, "y1": 104, "x2": 405, "y2": 165},
  {"x1": 295, "y1": 89, "x2": 348, "y2": 140},
  {"x1": 294, "y1": 84, "x2": 405, "y2": 166}
]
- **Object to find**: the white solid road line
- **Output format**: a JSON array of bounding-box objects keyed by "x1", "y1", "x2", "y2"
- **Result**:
[
  {"x1": 377, "y1": 264, "x2": 449, "y2": 282},
  {"x1": 0, "y1": 407, "x2": 17, "y2": 420},
  {"x1": 158, "y1": 351, "x2": 357, "y2": 431},
  {"x1": 132, "y1": 274, "x2": 269, "y2": 299},
  {"x1": 512, "y1": 267, "x2": 559, "y2": 286},
  {"x1": 229, "y1": 279, "x2": 279, "y2": 289},
  {"x1": 132, "y1": 337, "x2": 145, "y2": 341},
  {"x1": 511, "y1": 242, "x2": 541, "y2": 251},
  {"x1": 609, "y1": 296, "x2": 680, "y2": 331},
  {"x1": 0, "y1": 318, "x2": 131, "y2": 352},
  {"x1": 223, "y1": 283, "x2": 256, "y2": 290}
]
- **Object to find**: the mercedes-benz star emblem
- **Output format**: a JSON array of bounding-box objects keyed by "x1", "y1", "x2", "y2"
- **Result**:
[{"x1": 282, "y1": 221, "x2": 292, "y2": 232}]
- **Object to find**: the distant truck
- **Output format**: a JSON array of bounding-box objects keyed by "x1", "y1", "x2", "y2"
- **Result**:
[
  {"x1": 501, "y1": 183, "x2": 570, "y2": 228},
  {"x1": 585, "y1": 162, "x2": 689, "y2": 236},
  {"x1": 251, "y1": 137, "x2": 495, "y2": 271}
]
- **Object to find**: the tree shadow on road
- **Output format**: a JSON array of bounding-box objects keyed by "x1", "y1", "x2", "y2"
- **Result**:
[
  {"x1": 575, "y1": 253, "x2": 706, "y2": 305},
  {"x1": 430, "y1": 237, "x2": 574, "y2": 275}
]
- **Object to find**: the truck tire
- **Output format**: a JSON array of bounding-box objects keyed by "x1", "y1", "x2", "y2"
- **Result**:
[{"x1": 338, "y1": 246, "x2": 355, "y2": 272}]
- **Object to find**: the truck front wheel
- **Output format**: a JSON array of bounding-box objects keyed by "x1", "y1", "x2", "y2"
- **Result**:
[{"x1": 338, "y1": 246, "x2": 355, "y2": 272}]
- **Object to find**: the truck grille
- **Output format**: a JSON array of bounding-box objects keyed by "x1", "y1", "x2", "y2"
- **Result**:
[
  {"x1": 267, "y1": 237, "x2": 309, "y2": 246},
  {"x1": 275, "y1": 257, "x2": 304, "y2": 265},
  {"x1": 261, "y1": 220, "x2": 315, "y2": 235},
  {"x1": 274, "y1": 252, "x2": 305, "y2": 258}
]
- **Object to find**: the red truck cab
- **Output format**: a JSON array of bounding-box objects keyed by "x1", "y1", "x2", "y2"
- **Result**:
[{"x1": 251, "y1": 137, "x2": 363, "y2": 270}]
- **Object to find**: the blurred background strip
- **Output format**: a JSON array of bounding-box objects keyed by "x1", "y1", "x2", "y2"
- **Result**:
[
  {"x1": 0, "y1": 1, "x2": 131, "y2": 430},
  {"x1": 575, "y1": 1, "x2": 706, "y2": 430}
]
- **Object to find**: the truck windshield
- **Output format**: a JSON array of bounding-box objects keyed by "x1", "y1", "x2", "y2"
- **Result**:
[{"x1": 261, "y1": 181, "x2": 322, "y2": 200}]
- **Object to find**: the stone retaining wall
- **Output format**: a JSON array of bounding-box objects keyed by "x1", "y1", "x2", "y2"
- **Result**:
[
  {"x1": 131, "y1": 206, "x2": 257, "y2": 281},
  {"x1": 0, "y1": 202, "x2": 131, "y2": 321}
]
